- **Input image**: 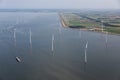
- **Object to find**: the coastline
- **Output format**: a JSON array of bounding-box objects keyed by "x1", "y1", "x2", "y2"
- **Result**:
[
  {"x1": 59, "y1": 13, "x2": 87, "y2": 30},
  {"x1": 59, "y1": 14, "x2": 68, "y2": 28},
  {"x1": 58, "y1": 13, "x2": 120, "y2": 36}
]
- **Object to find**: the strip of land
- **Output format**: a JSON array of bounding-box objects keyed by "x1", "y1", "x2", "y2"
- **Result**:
[
  {"x1": 59, "y1": 13, "x2": 120, "y2": 34},
  {"x1": 59, "y1": 14, "x2": 68, "y2": 28}
]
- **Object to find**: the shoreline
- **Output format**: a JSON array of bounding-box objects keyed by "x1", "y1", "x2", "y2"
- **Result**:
[
  {"x1": 58, "y1": 14, "x2": 120, "y2": 36},
  {"x1": 59, "y1": 13, "x2": 87, "y2": 30},
  {"x1": 59, "y1": 14, "x2": 68, "y2": 28}
]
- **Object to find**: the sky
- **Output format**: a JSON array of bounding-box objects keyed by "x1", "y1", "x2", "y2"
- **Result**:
[{"x1": 0, "y1": 0, "x2": 119, "y2": 9}]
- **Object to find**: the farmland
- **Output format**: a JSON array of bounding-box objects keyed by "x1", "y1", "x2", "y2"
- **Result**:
[{"x1": 60, "y1": 11, "x2": 120, "y2": 34}]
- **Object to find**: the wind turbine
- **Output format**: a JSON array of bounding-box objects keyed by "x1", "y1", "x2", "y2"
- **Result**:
[
  {"x1": 79, "y1": 29, "x2": 82, "y2": 38},
  {"x1": 52, "y1": 34, "x2": 54, "y2": 56},
  {"x1": 101, "y1": 20, "x2": 104, "y2": 33},
  {"x1": 29, "y1": 28, "x2": 32, "y2": 54},
  {"x1": 13, "y1": 29, "x2": 16, "y2": 47},
  {"x1": 59, "y1": 25, "x2": 62, "y2": 35},
  {"x1": 29, "y1": 28, "x2": 32, "y2": 45},
  {"x1": 105, "y1": 30, "x2": 108, "y2": 50},
  {"x1": 13, "y1": 29, "x2": 21, "y2": 63},
  {"x1": 84, "y1": 41, "x2": 88, "y2": 64}
]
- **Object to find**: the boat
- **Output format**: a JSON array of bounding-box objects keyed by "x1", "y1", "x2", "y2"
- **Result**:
[{"x1": 15, "y1": 57, "x2": 21, "y2": 62}]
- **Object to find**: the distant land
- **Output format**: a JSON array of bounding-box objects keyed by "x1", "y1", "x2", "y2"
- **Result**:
[
  {"x1": 0, "y1": 9, "x2": 82, "y2": 12},
  {"x1": 0, "y1": 9, "x2": 120, "y2": 34},
  {"x1": 0, "y1": 9, "x2": 120, "y2": 13},
  {"x1": 59, "y1": 10, "x2": 120, "y2": 34}
]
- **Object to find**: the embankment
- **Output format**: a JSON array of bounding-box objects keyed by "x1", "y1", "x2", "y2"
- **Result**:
[{"x1": 59, "y1": 14, "x2": 68, "y2": 28}]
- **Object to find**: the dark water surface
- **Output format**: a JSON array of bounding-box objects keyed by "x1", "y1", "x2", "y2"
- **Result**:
[{"x1": 0, "y1": 12, "x2": 120, "y2": 80}]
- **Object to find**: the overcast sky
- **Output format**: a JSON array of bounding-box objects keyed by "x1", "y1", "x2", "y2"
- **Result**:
[{"x1": 0, "y1": 0, "x2": 119, "y2": 9}]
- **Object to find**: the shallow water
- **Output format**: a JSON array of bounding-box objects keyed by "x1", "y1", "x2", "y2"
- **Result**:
[{"x1": 0, "y1": 12, "x2": 120, "y2": 80}]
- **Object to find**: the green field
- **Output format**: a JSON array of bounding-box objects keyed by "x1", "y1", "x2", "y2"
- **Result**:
[
  {"x1": 61, "y1": 13, "x2": 120, "y2": 34},
  {"x1": 61, "y1": 13, "x2": 101, "y2": 28},
  {"x1": 69, "y1": 20, "x2": 100, "y2": 28},
  {"x1": 105, "y1": 27, "x2": 120, "y2": 34}
]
